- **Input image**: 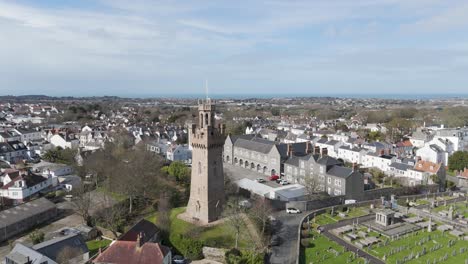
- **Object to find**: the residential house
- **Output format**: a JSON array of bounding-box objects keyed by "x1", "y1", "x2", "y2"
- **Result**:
[
  {"x1": 0, "y1": 170, "x2": 53, "y2": 205},
  {"x1": 284, "y1": 154, "x2": 364, "y2": 199},
  {"x1": 415, "y1": 144, "x2": 448, "y2": 165},
  {"x1": 166, "y1": 144, "x2": 192, "y2": 163},
  {"x1": 410, "y1": 128, "x2": 433, "y2": 148},
  {"x1": 93, "y1": 238, "x2": 171, "y2": 264},
  {"x1": 337, "y1": 146, "x2": 368, "y2": 164},
  {"x1": 5, "y1": 234, "x2": 89, "y2": 264},
  {"x1": 413, "y1": 160, "x2": 446, "y2": 190},
  {"x1": 50, "y1": 133, "x2": 79, "y2": 149},
  {"x1": 0, "y1": 141, "x2": 28, "y2": 163},
  {"x1": 362, "y1": 153, "x2": 396, "y2": 172}
]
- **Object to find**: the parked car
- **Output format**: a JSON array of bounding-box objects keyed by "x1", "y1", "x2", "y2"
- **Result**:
[
  {"x1": 276, "y1": 179, "x2": 282, "y2": 184},
  {"x1": 286, "y1": 207, "x2": 301, "y2": 214},
  {"x1": 269, "y1": 175, "x2": 279, "y2": 181},
  {"x1": 256, "y1": 178, "x2": 266, "y2": 183},
  {"x1": 173, "y1": 255, "x2": 186, "y2": 264},
  {"x1": 280, "y1": 180, "x2": 289, "y2": 185}
]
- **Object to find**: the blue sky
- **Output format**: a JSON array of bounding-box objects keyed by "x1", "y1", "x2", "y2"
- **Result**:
[{"x1": 0, "y1": 0, "x2": 468, "y2": 97}]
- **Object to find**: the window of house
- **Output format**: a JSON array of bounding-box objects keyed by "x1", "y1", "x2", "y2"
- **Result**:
[{"x1": 327, "y1": 177, "x2": 331, "y2": 184}]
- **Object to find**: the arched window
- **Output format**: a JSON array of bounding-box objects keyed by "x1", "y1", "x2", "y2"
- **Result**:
[
  {"x1": 205, "y1": 113, "x2": 209, "y2": 125},
  {"x1": 200, "y1": 113, "x2": 204, "y2": 128}
]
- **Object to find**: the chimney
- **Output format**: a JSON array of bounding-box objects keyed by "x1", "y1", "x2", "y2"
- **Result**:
[
  {"x1": 137, "y1": 232, "x2": 144, "y2": 248},
  {"x1": 314, "y1": 146, "x2": 320, "y2": 155},
  {"x1": 305, "y1": 142, "x2": 311, "y2": 154},
  {"x1": 380, "y1": 149, "x2": 385, "y2": 156},
  {"x1": 321, "y1": 148, "x2": 328, "y2": 158},
  {"x1": 287, "y1": 144, "x2": 293, "y2": 157},
  {"x1": 352, "y1": 162, "x2": 358, "y2": 172}
]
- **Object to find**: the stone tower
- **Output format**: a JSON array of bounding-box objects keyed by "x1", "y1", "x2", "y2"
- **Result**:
[{"x1": 186, "y1": 98, "x2": 225, "y2": 224}]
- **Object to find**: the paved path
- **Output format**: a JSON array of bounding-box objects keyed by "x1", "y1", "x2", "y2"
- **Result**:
[
  {"x1": 269, "y1": 211, "x2": 304, "y2": 264},
  {"x1": 321, "y1": 215, "x2": 384, "y2": 264}
]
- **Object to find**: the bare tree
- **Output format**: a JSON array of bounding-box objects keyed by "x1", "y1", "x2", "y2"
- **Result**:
[
  {"x1": 249, "y1": 199, "x2": 273, "y2": 248},
  {"x1": 156, "y1": 192, "x2": 172, "y2": 239},
  {"x1": 56, "y1": 246, "x2": 83, "y2": 264},
  {"x1": 97, "y1": 195, "x2": 127, "y2": 238},
  {"x1": 71, "y1": 184, "x2": 92, "y2": 225},
  {"x1": 223, "y1": 197, "x2": 246, "y2": 249},
  {"x1": 303, "y1": 175, "x2": 321, "y2": 199}
]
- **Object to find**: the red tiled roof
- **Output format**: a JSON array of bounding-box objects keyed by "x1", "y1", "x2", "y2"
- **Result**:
[
  {"x1": 414, "y1": 160, "x2": 441, "y2": 174},
  {"x1": 93, "y1": 241, "x2": 169, "y2": 264}
]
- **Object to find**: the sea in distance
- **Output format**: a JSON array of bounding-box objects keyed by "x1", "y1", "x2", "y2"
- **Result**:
[{"x1": 131, "y1": 93, "x2": 468, "y2": 100}]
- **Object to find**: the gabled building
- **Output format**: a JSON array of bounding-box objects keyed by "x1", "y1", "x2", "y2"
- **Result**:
[
  {"x1": 0, "y1": 170, "x2": 53, "y2": 205},
  {"x1": 415, "y1": 144, "x2": 448, "y2": 165}
]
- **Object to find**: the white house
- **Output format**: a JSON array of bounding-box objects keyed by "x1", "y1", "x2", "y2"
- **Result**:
[
  {"x1": 337, "y1": 146, "x2": 368, "y2": 164},
  {"x1": 362, "y1": 153, "x2": 395, "y2": 172},
  {"x1": 50, "y1": 133, "x2": 79, "y2": 149},
  {"x1": 0, "y1": 171, "x2": 53, "y2": 205},
  {"x1": 415, "y1": 144, "x2": 448, "y2": 165}
]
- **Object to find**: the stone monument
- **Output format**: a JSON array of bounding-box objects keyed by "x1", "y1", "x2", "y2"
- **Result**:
[{"x1": 185, "y1": 98, "x2": 226, "y2": 224}]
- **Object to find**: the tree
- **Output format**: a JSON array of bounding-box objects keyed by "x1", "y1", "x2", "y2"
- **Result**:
[
  {"x1": 162, "y1": 161, "x2": 190, "y2": 183},
  {"x1": 249, "y1": 199, "x2": 272, "y2": 248},
  {"x1": 71, "y1": 184, "x2": 92, "y2": 225},
  {"x1": 448, "y1": 151, "x2": 468, "y2": 172},
  {"x1": 223, "y1": 197, "x2": 246, "y2": 249},
  {"x1": 156, "y1": 193, "x2": 172, "y2": 240},
  {"x1": 96, "y1": 196, "x2": 127, "y2": 238},
  {"x1": 29, "y1": 230, "x2": 45, "y2": 244},
  {"x1": 270, "y1": 108, "x2": 280, "y2": 116},
  {"x1": 303, "y1": 175, "x2": 321, "y2": 199}
]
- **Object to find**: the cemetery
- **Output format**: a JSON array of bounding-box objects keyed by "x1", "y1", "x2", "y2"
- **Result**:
[{"x1": 329, "y1": 195, "x2": 467, "y2": 263}]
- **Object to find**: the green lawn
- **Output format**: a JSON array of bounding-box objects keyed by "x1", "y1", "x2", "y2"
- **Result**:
[
  {"x1": 301, "y1": 230, "x2": 365, "y2": 264},
  {"x1": 312, "y1": 207, "x2": 369, "y2": 226},
  {"x1": 365, "y1": 230, "x2": 466, "y2": 264},
  {"x1": 432, "y1": 201, "x2": 468, "y2": 218},
  {"x1": 146, "y1": 207, "x2": 252, "y2": 251},
  {"x1": 86, "y1": 239, "x2": 112, "y2": 256}
]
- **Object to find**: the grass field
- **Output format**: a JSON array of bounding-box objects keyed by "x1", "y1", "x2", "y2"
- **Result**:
[
  {"x1": 365, "y1": 230, "x2": 466, "y2": 264},
  {"x1": 86, "y1": 239, "x2": 112, "y2": 256},
  {"x1": 301, "y1": 230, "x2": 365, "y2": 264},
  {"x1": 312, "y1": 207, "x2": 369, "y2": 226},
  {"x1": 146, "y1": 207, "x2": 252, "y2": 251}
]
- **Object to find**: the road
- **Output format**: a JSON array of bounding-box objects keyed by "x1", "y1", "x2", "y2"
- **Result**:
[
  {"x1": 224, "y1": 163, "x2": 304, "y2": 263},
  {"x1": 269, "y1": 211, "x2": 304, "y2": 264}
]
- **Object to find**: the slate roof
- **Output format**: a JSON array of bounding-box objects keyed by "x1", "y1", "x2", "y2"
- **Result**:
[
  {"x1": 326, "y1": 166, "x2": 354, "y2": 178},
  {"x1": 429, "y1": 144, "x2": 444, "y2": 153},
  {"x1": 119, "y1": 219, "x2": 160, "y2": 243},
  {"x1": 389, "y1": 162, "x2": 413, "y2": 171},
  {"x1": 0, "y1": 198, "x2": 57, "y2": 228},
  {"x1": 5, "y1": 243, "x2": 49, "y2": 264},
  {"x1": 33, "y1": 233, "x2": 88, "y2": 261},
  {"x1": 317, "y1": 156, "x2": 342, "y2": 167},
  {"x1": 235, "y1": 137, "x2": 275, "y2": 154}
]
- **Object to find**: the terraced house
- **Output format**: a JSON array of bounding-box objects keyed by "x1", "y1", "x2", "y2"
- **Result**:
[{"x1": 284, "y1": 154, "x2": 364, "y2": 199}]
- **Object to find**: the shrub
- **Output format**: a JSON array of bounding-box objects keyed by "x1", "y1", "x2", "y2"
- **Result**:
[
  {"x1": 226, "y1": 249, "x2": 264, "y2": 264},
  {"x1": 55, "y1": 190, "x2": 66, "y2": 197},
  {"x1": 173, "y1": 234, "x2": 203, "y2": 260},
  {"x1": 301, "y1": 238, "x2": 313, "y2": 247},
  {"x1": 301, "y1": 230, "x2": 310, "y2": 238},
  {"x1": 29, "y1": 230, "x2": 45, "y2": 245},
  {"x1": 45, "y1": 192, "x2": 56, "y2": 199}
]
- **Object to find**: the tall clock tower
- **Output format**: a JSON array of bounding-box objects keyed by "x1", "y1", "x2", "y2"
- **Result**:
[{"x1": 186, "y1": 98, "x2": 225, "y2": 223}]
